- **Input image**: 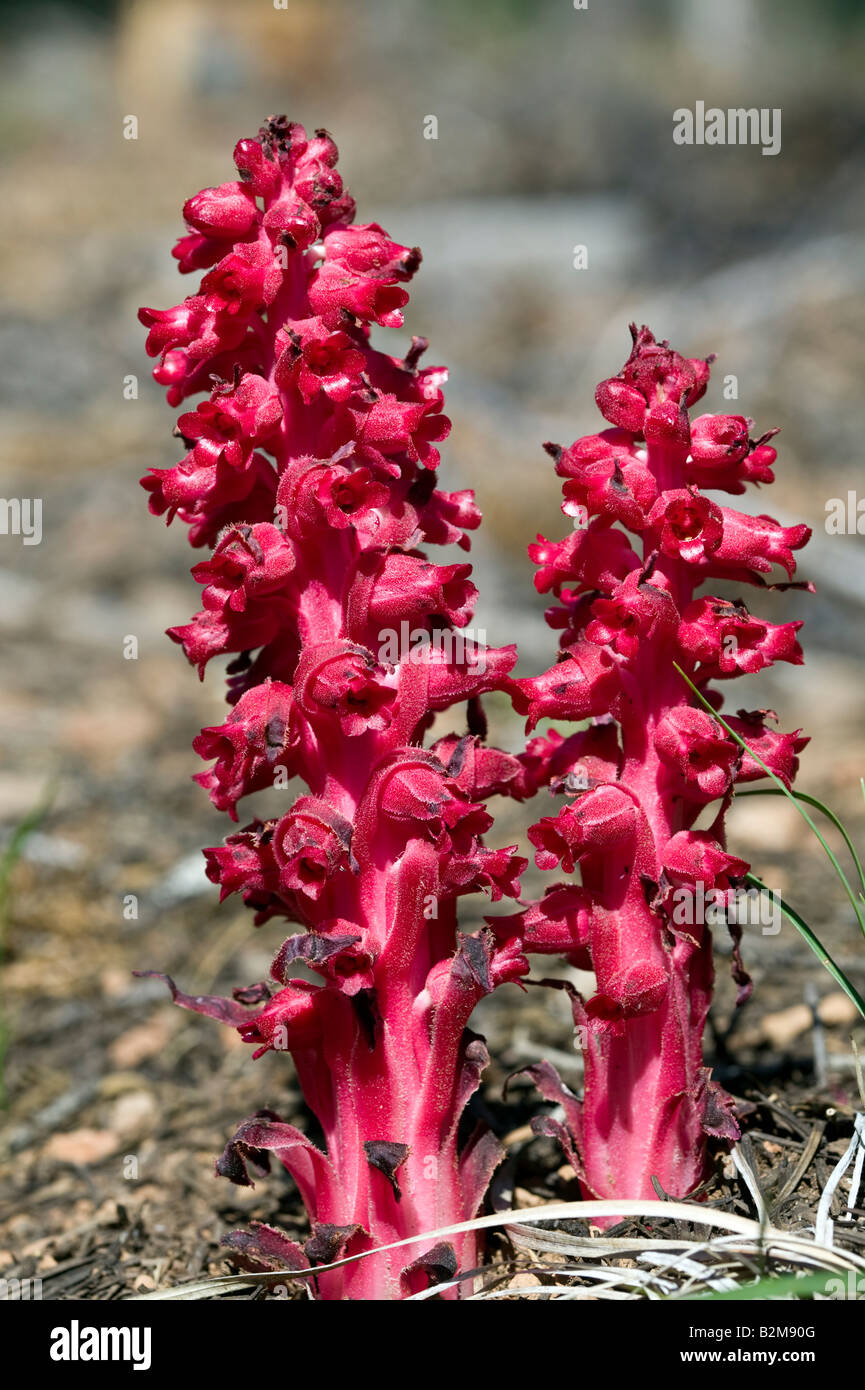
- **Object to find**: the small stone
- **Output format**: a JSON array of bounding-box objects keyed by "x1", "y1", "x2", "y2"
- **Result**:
[
  {"x1": 43, "y1": 1128, "x2": 119, "y2": 1164},
  {"x1": 760, "y1": 1004, "x2": 811, "y2": 1050},
  {"x1": 101, "y1": 967, "x2": 132, "y2": 998},
  {"x1": 109, "y1": 1011, "x2": 176, "y2": 1068},
  {"x1": 818, "y1": 992, "x2": 859, "y2": 1027},
  {"x1": 513, "y1": 1187, "x2": 547, "y2": 1208},
  {"x1": 109, "y1": 1090, "x2": 156, "y2": 1137}
]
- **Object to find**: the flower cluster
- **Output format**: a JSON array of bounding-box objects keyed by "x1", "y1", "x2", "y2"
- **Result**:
[
  {"x1": 139, "y1": 118, "x2": 528, "y2": 1299},
  {"x1": 495, "y1": 325, "x2": 809, "y2": 1205}
]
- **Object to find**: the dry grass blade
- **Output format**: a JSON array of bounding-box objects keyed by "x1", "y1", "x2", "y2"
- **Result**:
[
  {"x1": 731, "y1": 1142, "x2": 770, "y2": 1223},
  {"x1": 773, "y1": 1124, "x2": 825, "y2": 1208},
  {"x1": 128, "y1": 1196, "x2": 865, "y2": 1300},
  {"x1": 815, "y1": 1114, "x2": 865, "y2": 1246}
]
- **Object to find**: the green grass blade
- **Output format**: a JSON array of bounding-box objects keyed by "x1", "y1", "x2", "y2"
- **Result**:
[
  {"x1": 674, "y1": 663, "x2": 865, "y2": 940},
  {"x1": 675, "y1": 1268, "x2": 857, "y2": 1301}
]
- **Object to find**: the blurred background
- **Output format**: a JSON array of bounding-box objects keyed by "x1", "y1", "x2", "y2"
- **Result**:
[{"x1": 2, "y1": 0, "x2": 865, "y2": 1295}]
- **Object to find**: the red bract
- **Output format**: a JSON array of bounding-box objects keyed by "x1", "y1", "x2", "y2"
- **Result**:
[
  {"x1": 138, "y1": 117, "x2": 526, "y2": 1299},
  {"x1": 502, "y1": 325, "x2": 810, "y2": 1209}
]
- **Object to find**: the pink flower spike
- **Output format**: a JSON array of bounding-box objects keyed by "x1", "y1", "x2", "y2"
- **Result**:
[
  {"x1": 506, "y1": 325, "x2": 809, "y2": 1211},
  {"x1": 138, "y1": 117, "x2": 525, "y2": 1299}
]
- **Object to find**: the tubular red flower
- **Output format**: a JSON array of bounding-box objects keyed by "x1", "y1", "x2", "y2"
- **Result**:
[
  {"x1": 139, "y1": 117, "x2": 525, "y2": 1299},
  {"x1": 504, "y1": 324, "x2": 810, "y2": 1209}
]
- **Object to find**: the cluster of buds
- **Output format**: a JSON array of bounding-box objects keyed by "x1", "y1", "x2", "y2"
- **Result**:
[
  {"x1": 493, "y1": 325, "x2": 810, "y2": 1205},
  {"x1": 139, "y1": 118, "x2": 530, "y2": 1299}
]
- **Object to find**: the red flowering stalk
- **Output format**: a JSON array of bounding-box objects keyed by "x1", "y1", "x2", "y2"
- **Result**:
[
  {"x1": 138, "y1": 117, "x2": 528, "y2": 1299},
  {"x1": 496, "y1": 325, "x2": 810, "y2": 1206}
]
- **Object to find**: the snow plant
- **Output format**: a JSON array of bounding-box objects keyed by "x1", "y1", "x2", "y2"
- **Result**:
[
  {"x1": 138, "y1": 117, "x2": 530, "y2": 1299},
  {"x1": 495, "y1": 325, "x2": 811, "y2": 1205}
]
